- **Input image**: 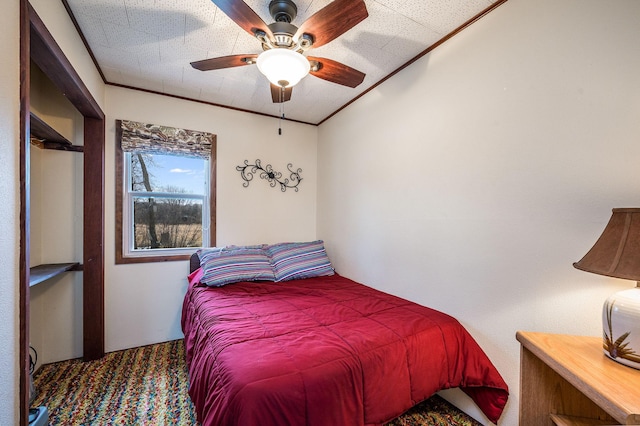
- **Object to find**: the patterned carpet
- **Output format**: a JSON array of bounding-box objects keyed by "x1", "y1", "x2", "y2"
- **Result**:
[{"x1": 32, "y1": 339, "x2": 482, "y2": 425}]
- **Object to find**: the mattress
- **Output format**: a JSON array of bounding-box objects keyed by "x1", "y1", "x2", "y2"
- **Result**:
[{"x1": 182, "y1": 272, "x2": 508, "y2": 425}]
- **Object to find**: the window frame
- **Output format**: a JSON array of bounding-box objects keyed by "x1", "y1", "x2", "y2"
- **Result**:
[{"x1": 115, "y1": 125, "x2": 216, "y2": 264}]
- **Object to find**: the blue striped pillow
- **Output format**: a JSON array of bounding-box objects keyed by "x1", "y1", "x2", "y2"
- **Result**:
[
  {"x1": 266, "y1": 240, "x2": 334, "y2": 282},
  {"x1": 200, "y1": 247, "x2": 275, "y2": 287},
  {"x1": 197, "y1": 246, "x2": 225, "y2": 265}
]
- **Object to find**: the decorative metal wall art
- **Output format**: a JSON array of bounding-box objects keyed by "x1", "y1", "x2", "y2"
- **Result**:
[{"x1": 236, "y1": 159, "x2": 302, "y2": 192}]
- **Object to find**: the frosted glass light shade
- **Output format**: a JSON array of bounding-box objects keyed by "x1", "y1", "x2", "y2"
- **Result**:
[{"x1": 256, "y1": 49, "x2": 310, "y2": 88}]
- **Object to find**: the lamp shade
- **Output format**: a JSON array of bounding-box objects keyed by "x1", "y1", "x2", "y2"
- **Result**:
[
  {"x1": 574, "y1": 208, "x2": 640, "y2": 280},
  {"x1": 256, "y1": 49, "x2": 310, "y2": 88},
  {"x1": 574, "y1": 208, "x2": 640, "y2": 369}
]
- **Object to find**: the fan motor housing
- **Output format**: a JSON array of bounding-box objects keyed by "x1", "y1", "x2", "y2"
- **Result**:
[
  {"x1": 269, "y1": 0, "x2": 297, "y2": 22},
  {"x1": 268, "y1": 22, "x2": 297, "y2": 47}
]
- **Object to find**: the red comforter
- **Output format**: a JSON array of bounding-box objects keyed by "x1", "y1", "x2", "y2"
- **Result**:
[{"x1": 182, "y1": 273, "x2": 508, "y2": 426}]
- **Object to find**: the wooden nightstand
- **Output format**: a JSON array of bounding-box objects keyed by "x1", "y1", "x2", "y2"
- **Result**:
[{"x1": 516, "y1": 331, "x2": 640, "y2": 425}]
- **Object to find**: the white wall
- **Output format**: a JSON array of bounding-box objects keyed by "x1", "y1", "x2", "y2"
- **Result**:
[
  {"x1": 104, "y1": 86, "x2": 318, "y2": 351},
  {"x1": 0, "y1": 0, "x2": 20, "y2": 423},
  {"x1": 317, "y1": 0, "x2": 640, "y2": 424},
  {"x1": 19, "y1": 1, "x2": 640, "y2": 424}
]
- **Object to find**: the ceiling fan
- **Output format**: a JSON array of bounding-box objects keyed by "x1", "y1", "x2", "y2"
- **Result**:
[{"x1": 191, "y1": 0, "x2": 369, "y2": 103}]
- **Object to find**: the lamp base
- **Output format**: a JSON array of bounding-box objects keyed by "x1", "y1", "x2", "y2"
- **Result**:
[{"x1": 602, "y1": 283, "x2": 640, "y2": 369}]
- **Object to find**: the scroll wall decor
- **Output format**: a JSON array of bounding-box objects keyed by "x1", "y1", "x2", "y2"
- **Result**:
[{"x1": 236, "y1": 159, "x2": 302, "y2": 192}]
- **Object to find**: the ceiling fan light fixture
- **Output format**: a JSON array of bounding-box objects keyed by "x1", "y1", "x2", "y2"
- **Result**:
[{"x1": 257, "y1": 48, "x2": 310, "y2": 88}]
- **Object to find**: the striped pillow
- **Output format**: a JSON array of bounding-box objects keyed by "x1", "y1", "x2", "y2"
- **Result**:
[
  {"x1": 197, "y1": 245, "x2": 266, "y2": 265},
  {"x1": 266, "y1": 240, "x2": 334, "y2": 282},
  {"x1": 200, "y1": 247, "x2": 275, "y2": 287},
  {"x1": 197, "y1": 246, "x2": 225, "y2": 265}
]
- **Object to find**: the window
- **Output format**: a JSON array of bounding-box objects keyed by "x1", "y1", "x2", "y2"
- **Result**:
[
  {"x1": 115, "y1": 120, "x2": 216, "y2": 264},
  {"x1": 125, "y1": 152, "x2": 208, "y2": 254}
]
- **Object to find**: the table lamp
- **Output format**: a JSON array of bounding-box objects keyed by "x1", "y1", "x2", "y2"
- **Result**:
[{"x1": 573, "y1": 208, "x2": 640, "y2": 369}]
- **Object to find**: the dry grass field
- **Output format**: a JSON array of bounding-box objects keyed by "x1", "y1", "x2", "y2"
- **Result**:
[{"x1": 134, "y1": 223, "x2": 202, "y2": 249}]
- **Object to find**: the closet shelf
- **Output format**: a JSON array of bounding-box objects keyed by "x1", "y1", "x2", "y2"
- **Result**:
[
  {"x1": 30, "y1": 263, "x2": 82, "y2": 287},
  {"x1": 30, "y1": 112, "x2": 83, "y2": 152}
]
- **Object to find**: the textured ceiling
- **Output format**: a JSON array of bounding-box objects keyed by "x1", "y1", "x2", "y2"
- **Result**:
[{"x1": 63, "y1": 0, "x2": 505, "y2": 124}]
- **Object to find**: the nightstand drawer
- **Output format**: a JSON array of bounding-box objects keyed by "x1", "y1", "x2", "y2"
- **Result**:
[{"x1": 517, "y1": 331, "x2": 640, "y2": 425}]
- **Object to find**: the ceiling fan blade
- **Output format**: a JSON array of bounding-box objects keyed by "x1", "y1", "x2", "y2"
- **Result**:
[
  {"x1": 191, "y1": 54, "x2": 258, "y2": 71},
  {"x1": 271, "y1": 84, "x2": 292, "y2": 103},
  {"x1": 308, "y1": 56, "x2": 365, "y2": 88},
  {"x1": 211, "y1": 0, "x2": 274, "y2": 40},
  {"x1": 295, "y1": 0, "x2": 368, "y2": 48}
]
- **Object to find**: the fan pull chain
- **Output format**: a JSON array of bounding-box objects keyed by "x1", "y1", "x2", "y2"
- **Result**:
[{"x1": 278, "y1": 86, "x2": 285, "y2": 135}]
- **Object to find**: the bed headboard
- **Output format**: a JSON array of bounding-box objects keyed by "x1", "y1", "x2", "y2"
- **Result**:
[{"x1": 190, "y1": 252, "x2": 200, "y2": 273}]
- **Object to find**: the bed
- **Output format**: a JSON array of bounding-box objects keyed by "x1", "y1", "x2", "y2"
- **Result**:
[{"x1": 182, "y1": 243, "x2": 508, "y2": 426}]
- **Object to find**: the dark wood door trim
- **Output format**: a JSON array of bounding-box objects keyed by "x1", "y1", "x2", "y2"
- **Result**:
[
  {"x1": 19, "y1": 2, "x2": 30, "y2": 424},
  {"x1": 20, "y1": 4, "x2": 106, "y2": 424},
  {"x1": 28, "y1": 3, "x2": 103, "y2": 120},
  {"x1": 83, "y1": 116, "x2": 105, "y2": 361}
]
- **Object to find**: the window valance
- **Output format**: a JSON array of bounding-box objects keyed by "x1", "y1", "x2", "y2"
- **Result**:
[{"x1": 118, "y1": 119, "x2": 214, "y2": 159}]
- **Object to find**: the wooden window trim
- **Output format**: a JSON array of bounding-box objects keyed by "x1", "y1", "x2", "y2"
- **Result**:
[{"x1": 115, "y1": 124, "x2": 216, "y2": 264}]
